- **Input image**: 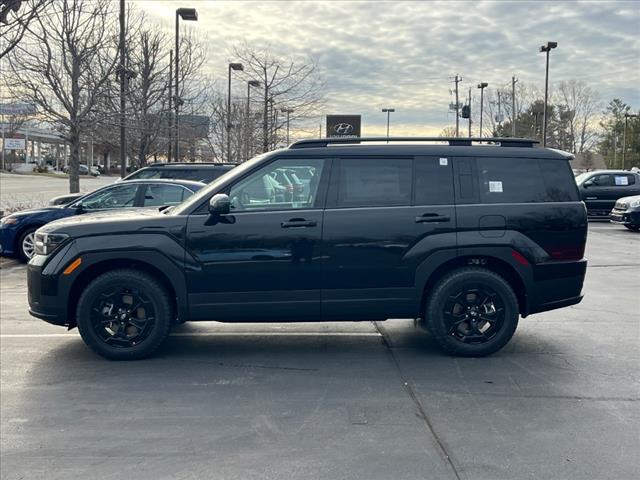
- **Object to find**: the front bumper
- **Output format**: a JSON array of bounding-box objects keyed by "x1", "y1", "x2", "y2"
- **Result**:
[
  {"x1": 27, "y1": 243, "x2": 77, "y2": 327},
  {"x1": 609, "y1": 209, "x2": 640, "y2": 226},
  {"x1": 0, "y1": 225, "x2": 18, "y2": 256}
]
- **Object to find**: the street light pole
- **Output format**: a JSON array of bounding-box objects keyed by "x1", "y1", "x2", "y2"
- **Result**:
[
  {"x1": 623, "y1": 113, "x2": 638, "y2": 170},
  {"x1": 168, "y1": 49, "x2": 172, "y2": 162},
  {"x1": 281, "y1": 108, "x2": 294, "y2": 144},
  {"x1": 539, "y1": 41, "x2": 557, "y2": 147},
  {"x1": 174, "y1": 7, "x2": 198, "y2": 162},
  {"x1": 119, "y1": 0, "x2": 126, "y2": 179},
  {"x1": 382, "y1": 108, "x2": 394, "y2": 142},
  {"x1": 227, "y1": 62, "x2": 244, "y2": 162},
  {"x1": 477, "y1": 83, "x2": 488, "y2": 138}
]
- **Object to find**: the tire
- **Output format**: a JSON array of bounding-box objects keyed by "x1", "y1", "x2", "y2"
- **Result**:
[
  {"x1": 76, "y1": 269, "x2": 173, "y2": 360},
  {"x1": 624, "y1": 224, "x2": 640, "y2": 232},
  {"x1": 424, "y1": 267, "x2": 519, "y2": 357},
  {"x1": 17, "y1": 227, "x2": 38, "y2": 262}
]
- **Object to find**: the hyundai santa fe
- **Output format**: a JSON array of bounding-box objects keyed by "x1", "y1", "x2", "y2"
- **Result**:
[{"x1": 27, "y1": 137, "x2": 588, "y2": 360}]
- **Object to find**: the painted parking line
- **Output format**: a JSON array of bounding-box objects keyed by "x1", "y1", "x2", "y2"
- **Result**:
[{"x1": 0, "y1": 331, "x2": 382, "y2": 339}]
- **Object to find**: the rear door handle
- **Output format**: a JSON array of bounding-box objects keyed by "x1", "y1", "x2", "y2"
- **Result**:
[
  {"x1": 281, "y1": 218, "x2": 317, "y2": 228},
  {"x1": 415, "y1": 213, "x2": 451, "y2": 223}
]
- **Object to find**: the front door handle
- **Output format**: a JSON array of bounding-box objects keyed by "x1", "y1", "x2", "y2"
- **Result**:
[
  {"x1": 415, "y1": 213, "x2": 451, "y2": 223},
  {"x1": 281, "y1": 218, "x2": 317, "y2": 228}
]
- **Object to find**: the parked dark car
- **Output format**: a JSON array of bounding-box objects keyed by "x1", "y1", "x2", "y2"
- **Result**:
[
  {"x1": 1, "y1": 179, "x2": 204, "y2": 261},
  {"x1": 609, "y1": 195, "x2": 640, "y2": 231},
  {"x1": 27, "y1": 137, "x2": 587, "y2": 360},
  {"x1": 62, "y1": 164, "x2": 100, "y2": 176},
  {"x1": 122, "y1": 162, "x2": 237, "y2": 183},
  {"x1": 575, "y1": 170, "x2": 640, "y2": 217}
]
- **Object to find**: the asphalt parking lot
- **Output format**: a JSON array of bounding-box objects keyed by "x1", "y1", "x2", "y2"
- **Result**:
[{"x1": 0, "y1": 221, "x2": 638, "y2": 480}]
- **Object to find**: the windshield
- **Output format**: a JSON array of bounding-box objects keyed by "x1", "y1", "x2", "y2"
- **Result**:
[
  {"x1": 574, "y1": 172, "x2": 590, "y2": 185},
  {"x1": 170, "y1": 154, "x2": 270, "y2": 215}
]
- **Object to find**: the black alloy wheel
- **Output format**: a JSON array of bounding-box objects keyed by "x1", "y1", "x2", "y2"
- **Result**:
[
  {"x1": 425, "y1": 267, "x2": 519, "y2": 357},
  {"x1": 77, "y1": 269, "x2": 173, "y2": 360}
]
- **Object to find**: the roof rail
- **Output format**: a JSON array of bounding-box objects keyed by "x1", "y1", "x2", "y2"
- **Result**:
[
  {"x1": 147, "y1": 162, "x2": 239, "y2": 166},
  {"x1": 289, "y1": 137, "x2": 539, "y2": 149}
]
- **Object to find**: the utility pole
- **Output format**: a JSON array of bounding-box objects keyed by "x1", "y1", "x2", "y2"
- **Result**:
[
  {"x1": 497, "y1": 90, "x2": 502, "y2": 132},
  {"x1": 623, "y1": 113, "x2": 638, "y2": 170},
  {"x1": 477, "y1": 83, "x2": 488, "y2": 139},
  {"x1": 118, "y1": 0, "x2": 127, "y2": 178},
  {"x1": 511, "y1": 75, "x2": 518, "y2": 137},
  {"x1": 454, "y1": 74, "x2": 461, "y2": 137},
  {"x1": 468, "y1": 88, "x2": 472, "y2": 138},
  {"x1": 168, "y1": 49, "x2": 172, "y2": 162}
]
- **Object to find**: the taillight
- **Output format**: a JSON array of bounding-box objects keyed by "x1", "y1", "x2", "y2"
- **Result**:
[{"x1": 545, "y1": 245, "x2": 584, "y2": 261}]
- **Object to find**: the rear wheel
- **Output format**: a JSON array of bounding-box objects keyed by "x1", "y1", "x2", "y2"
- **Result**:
[
  {"x1": 17, "y1": 227, "x2": 38, "y2": 262},
  {"x1": 425, "y1": 267, "x2": 519, "y2": 357},
  {"x1": 76, "y1": 269, "x2": 173, "y2": 360}
]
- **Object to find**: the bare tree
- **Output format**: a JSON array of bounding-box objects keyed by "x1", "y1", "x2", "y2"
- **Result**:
[
  {"x1": 556, "y1": 80, "x2": 601, "y2": 153},
  {"x1": 4, "y1": 0, "x2": 118, "y2": 192},
  {"x1": 233, "y1": 45, "x2": 325, "y2": 155},
  {"x1": 0, "y1": 0, "x2": 51, "y2": 59}
]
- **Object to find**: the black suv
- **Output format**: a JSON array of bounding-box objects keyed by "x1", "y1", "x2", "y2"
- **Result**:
[
  {"x1": 27, "y1": 137, "x2": 588, "y2": 360},
  {"x1": 123, "y1": 162, "x2": 237, "y2": 183}
]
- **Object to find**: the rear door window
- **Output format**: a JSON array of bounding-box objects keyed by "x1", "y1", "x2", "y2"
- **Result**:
[
  {"x1": 335, "y1": 158, "x2": 412, "y2": 208},
  {"x1": 476, "y1": 157, "x2": 578, "y2": 203}
]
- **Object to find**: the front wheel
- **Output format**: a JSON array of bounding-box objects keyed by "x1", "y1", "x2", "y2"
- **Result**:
[
  {"x1": 76, "y1": 269, "x2": 173, "y2": 360},
  {"x1": 17, "y1": 228, "x2": 38, "y2": 262},
  {"x1": 424, "y1": 267, "x2": 519, "y2": 357}
]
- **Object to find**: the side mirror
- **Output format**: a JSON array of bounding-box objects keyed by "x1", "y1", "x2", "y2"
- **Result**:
[
  {"x1": 583, "y1": 180, "x2": 593, "y2": 188},
  {"x1": 75, "y1": 201, "x2": 84, "y2": 213},
  {"x1": 209, "y1": 193, "x2": 230, "y2": 215}
]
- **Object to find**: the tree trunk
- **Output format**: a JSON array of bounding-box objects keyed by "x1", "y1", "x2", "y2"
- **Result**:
[
  {"x1": 263, "y1": 85, "x2": 269, "y2": 153},
  {"x1": 69, "y1": 127, "x2": 81, "y2": 193}
]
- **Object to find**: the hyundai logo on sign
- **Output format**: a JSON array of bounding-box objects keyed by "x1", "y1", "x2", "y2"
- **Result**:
[
  {"x1": 334, "y1": 123, "x2": 354, "y2": 135},
  {"x1": 326, "y1": 115, "x2": 361, "y2": 138}
]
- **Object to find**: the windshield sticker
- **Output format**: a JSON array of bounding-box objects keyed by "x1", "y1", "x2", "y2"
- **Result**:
[
  {"x1": 489, "y1": 181, "x2": 503, "y2": 193},
  {"x1": 615, "y1": 176, "x2": 629, "y2": 186}
]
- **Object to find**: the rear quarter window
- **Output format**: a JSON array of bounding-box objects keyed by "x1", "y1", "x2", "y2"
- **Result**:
[{"x1": 477, "y1": 157, "x2": 578, "y2": 203}]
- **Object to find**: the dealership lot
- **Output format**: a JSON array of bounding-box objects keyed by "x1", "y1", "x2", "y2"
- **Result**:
[{"x1": 0, "y1": 221, "x2": 638, "y2": 480}]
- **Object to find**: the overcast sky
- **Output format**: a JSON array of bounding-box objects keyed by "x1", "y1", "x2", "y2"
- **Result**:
[{"x1": 135, "y1": 0, "x2": 640, "y2": 137}]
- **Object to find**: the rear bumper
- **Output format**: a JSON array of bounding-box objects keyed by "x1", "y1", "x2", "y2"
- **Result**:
[{"x1": 527, "y1": 259, "x2": 587, "y2": 315}]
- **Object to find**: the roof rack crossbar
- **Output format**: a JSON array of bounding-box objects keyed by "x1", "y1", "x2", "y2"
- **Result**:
[{"x1": 289, "y1": 137, "x2": 539, "y2": 149}]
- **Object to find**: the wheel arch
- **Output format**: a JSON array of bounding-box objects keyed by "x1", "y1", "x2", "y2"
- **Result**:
[
  {"x1": 66, "y1": 257, "x2": 181, "y2": 328},
  {"x1": 14, "y1": 222, "x2": 45, "y2": 252},
  {"x1": 418, "y1": 253, "x2": 528, "y2": 317}
]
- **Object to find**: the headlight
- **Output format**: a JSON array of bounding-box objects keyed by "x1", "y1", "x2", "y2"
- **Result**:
[
  {"x1": 0, "y1": 216, "x2": 19, "y2": 225},
  {"x1": 34, "y1": 232, "x2": 69, "y2": 256},
  {"x1": 630, "y1": 199, "x2": 640, "y2": 208}
]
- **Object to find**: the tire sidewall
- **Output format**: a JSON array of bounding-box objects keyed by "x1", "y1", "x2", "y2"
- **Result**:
[
  {"x1": 76, "y1": 270, "x2": 172, "y2": 360},
  {"x1": 426, "y1": 269, "x2": 519, "y2": 357},
  {"x1": 17, "y1": 228, "x2": 38, "y2": 262}
]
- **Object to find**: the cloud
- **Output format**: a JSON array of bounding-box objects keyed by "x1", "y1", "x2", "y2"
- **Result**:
[{"x1": 135, "y1": 0, "x2": 639, "y2": 136}]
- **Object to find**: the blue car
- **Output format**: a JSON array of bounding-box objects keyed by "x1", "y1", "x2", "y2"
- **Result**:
[{"x1": 0, "y1": 179, "x2": 204, "y2": 261}]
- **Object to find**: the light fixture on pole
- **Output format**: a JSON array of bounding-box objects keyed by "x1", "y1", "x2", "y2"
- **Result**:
[
  {"x1": 227, "y1": 62, "x2": 244, "y2": 162},
  {"x1": 477, "y1": 83, "x2": 488, "y2": 138},
  {"x1": 281, "y1": 108, "x2": 294, "y2": 145},
  {"x1": 174, "y1": 7, "x2": 198, "y2": 161},
  {"x1": 539, "y1": 41, "x2": 557, "y2": 147},
  {"x1": 623, "y1": 113, "x2": 638, "y2": 170},
  {"x1": 382, "y1": 108, "x2": 395, "y2": 142}
]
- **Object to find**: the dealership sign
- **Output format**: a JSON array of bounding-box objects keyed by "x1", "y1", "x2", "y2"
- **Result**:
[
  {"x1": 326, "y1": 115, "x2": 361, "y2": 138},
  {"x1": 3, "y1": 138, "x2": 26, "y2": 150},
  {"x1": 0, "y1": 103, "x2": 37, "y2": 116}
]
